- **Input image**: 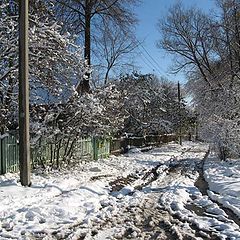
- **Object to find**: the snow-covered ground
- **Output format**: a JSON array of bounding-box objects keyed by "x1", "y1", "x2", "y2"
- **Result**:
[
  {"x1": 0, "y1": 141, "x2": 239, "y2": 239},
  {"x1": 205, "y1": 155, "x2": 240, "y2": 219}
]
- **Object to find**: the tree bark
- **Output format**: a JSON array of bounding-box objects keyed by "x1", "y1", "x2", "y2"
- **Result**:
[{"x1": 82, "y1": 0, "x2": 91, "y2": 93}]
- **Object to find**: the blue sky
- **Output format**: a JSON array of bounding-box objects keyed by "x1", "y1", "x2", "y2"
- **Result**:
[{"x1": 134, "y1": 0, "x2": 217, "y2": 83}]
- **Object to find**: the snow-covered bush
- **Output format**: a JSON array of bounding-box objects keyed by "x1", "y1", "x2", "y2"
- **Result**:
[
  {"x1": 114, "y1": 73, "x2": 192, "y2": 136},
  {"x1": 29, "y1": 83, "x2": 127, "y2": 166},
  {"x1": 33, "y1": 83, "x2": 126, "y2": 139},
  {"x1": 187, "y1": 72, "x2": 240, "y2": 159},
  {"x1": 0, "y1": 0, "x2": 87, "y2": 132}
]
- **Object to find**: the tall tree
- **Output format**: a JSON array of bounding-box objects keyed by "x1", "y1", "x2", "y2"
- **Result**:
[
  {"x1": 214, "y1": 0, "x2": 240, "y2": 84},
  {"x1": 53, "y1": 0, "x2": 139, "y2": 91},
  {"x1": 93, "y1": 19, "x2": 138, "y2": 84},
  {"x1": 157, "y1": 2, "x2": 216, "y2": 88},
  {"x1": 158, "y1": 0, "x2": 240, "y2": 158}
]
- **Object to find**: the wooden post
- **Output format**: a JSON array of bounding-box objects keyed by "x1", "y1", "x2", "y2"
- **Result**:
[
  {"x1": 19, "y1": 0, "x2": 31, "y2": 186},
  {"x1": 178, "y1": 81, "x2": 182, "y2": 145}
]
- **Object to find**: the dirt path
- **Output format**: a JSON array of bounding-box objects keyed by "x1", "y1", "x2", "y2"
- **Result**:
[
  {"x1": 91, "y1": 194, "x2": 199, "y2": 240},
  {"x1": 62, "y1": 144, "x2": 240, "y2": 240}
]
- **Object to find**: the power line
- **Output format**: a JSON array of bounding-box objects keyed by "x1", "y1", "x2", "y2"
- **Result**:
[
  {"x1": 137, "y1": 45, "x2": 170, "y2": 79},
  {"x1": 96, "y1": 5, "x2": 172, "y2": 80},
  {"x1": 138, "y1": 51, "x2": 163, "y2": 76},
  {"x1": 140, "y1": 43, "x2": 163, "y2": 71},
  {"x1": 139, "y1": 53, "x2": 157, "y2": 73},
  {"x1": 107, "y1": 6, "x2": 171, "y2": 79}
]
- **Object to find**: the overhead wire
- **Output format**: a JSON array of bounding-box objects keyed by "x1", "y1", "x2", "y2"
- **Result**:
[
  {"x1": 108, "y1": 6, "x2": 171, "y2": 79},
  {"x1": 138, "y1": 51, "x2": 162, "y2": 76},
  {"x1": 139, "y1": 42, "x2": 165, "y2": 73},
  {"x1": 137, "y1": 43, "x2": 170, "y2": 79},
  {"x1": 132, "y1": 34, "x2": 171, "y2": 79}
]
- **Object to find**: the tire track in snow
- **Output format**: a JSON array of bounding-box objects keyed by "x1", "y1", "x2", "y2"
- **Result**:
[
  {"x1": 81, "y1": 145, "x2": 209, "y2": 239},
  {"x1": 65, "y1": 143, "x2": 240, "y2": 239},
  {"x1": 160, "y1": 148, "x2": 240, "y2": 239},
  {"x1": 194, "y1": 150, "x2": 240, "y2": 227}
]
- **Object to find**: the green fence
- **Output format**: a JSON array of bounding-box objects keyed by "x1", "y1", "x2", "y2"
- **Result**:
[
  {"x1": 31, "y1": 136, "x2": 97, "y2": 168},
  {"x1": 31, "y1": 136, "x2": 111, "y2": 167},
  {"x1": 0, "y1": 133, "x2": 178, "y2": 174},
  {"x1": 93, "y1": 137, "x2": 110, "y2": 160},
  {"x1": 0, "y1": 134, "x2": 111, "y2": 174},
  {"x1": 0, "y1": 134, "x2": 19, "y2": 174}
]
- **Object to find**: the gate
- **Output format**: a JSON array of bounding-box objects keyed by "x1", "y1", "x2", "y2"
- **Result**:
[{"x1": 0, "y1": 133, "x2": 19, "y2": 174}]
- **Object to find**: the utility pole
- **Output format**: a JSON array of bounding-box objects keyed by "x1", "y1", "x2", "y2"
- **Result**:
[
  {"x1": 178, "y1": 81, "x2": 182, "y2": 145},
  {"x1": 19, "y1": 0, "x2": 31, "y2": 186}
]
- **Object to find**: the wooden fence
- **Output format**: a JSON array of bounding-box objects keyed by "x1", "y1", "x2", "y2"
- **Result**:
[
  {"x1": 31, "y1": 137, "x2": 95, "y2": 169},
  {"x1": 0, "y1": 133, "x2": 178, "y2": 174},
  {"x1": 0, "y1": 134, "x2": 19, "y2": 174},
  {"x1": 110, "y1": 134, "x2": 178, "y2": 154},
  {"x1": 0, "y1": 133, "x2": 111, "y2": 174}
]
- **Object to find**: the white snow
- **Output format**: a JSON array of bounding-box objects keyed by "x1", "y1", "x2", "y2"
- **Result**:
[
  {"x1": 0, "y1": 141, "x2": 239, "y2": 239},
  {"x1": 204, "y1": 154, "x2": 240, "y2": 218}
]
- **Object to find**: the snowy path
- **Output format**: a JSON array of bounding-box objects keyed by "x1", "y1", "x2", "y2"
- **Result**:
[
  {"x1": 0, "y1": 142, "x2": 240, "y2": 239},
  {"x1": 78, "y1": 145, "x2": 240, "y2": 240}
]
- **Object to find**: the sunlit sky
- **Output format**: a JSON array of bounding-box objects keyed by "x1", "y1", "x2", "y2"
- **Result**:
[{"x1": 134, "y1": 0, "x2": 217, "y2": 83}]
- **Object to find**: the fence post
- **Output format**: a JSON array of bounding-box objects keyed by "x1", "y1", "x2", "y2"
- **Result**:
[
  {"x1": 1, "y1": 136, "x2": 7, "y2": 174},
  {"x1": 0, "y1": 136, "x2": 3, "y2": 174},
  {"x1": 92, "y1": 136, "x2": 98, "y2": 160}
]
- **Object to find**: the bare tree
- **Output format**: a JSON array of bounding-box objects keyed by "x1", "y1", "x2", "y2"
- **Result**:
[
  {"x1": 212, "y1": 0, "x2": 240, "y2": 85},
  {"x1": 93, "y1": 19, "x2": 138, "y2": 84},
  {"x1": 53, "y1": 0, "x2": 140, "y2": 92},
  {"x1": 157, "y1": 2, "x2": 215, "y2": 87},
  {"x1": 177, "y1": 0, "x2": 240, "y2": 159}
]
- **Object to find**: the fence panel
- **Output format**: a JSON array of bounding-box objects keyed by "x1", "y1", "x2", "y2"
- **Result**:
[
  {"x1": 31, "y1": 136, "x2": 95, "y2": 167},
  {"x1": 31, "y1": 138, "x2": 52, "y2": 168},
  {"x1": 93, "y1": 137, "x2": 111, "y2": 160},
  {"x1": 0, "y1": 134, "x2": 19, "y2": 174},
  {"x1": 75, "y1": 137, "x2": 94, "y2": 160},
  {"x1": 6, "y1": 135, "x2": 19, "y2": 173},
  {"x1": 0, "y1": 133, "x2": 178, "y2": 174},
  {"x1": 97, "y1": 138, "x2": 110, "y2": 159},
  {"x1": 127, "y1": 136, "x2": 145, "y2": 147},
  {"x1": 110, "y1": 138, "x2": 125, "y2": 154},
  {"x1": 0, "y1": 135, "x2": 4, "y2": 174}
]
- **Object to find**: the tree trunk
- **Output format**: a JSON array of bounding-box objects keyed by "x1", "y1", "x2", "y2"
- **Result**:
[
  {"x1": 82, "y1": 0, "x2": 91, "y2": 93},
  {"x1": 104, "y1": 67, "x2": 111, "y2": 85}
]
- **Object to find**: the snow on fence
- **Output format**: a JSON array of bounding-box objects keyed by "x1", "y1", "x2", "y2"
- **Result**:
[
  {"x1": 0, "y1": 133, "x2": 178, "y2": 174},
  {"x1": 0, "y1": 133, "x2": 111, "y2": 174}
]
